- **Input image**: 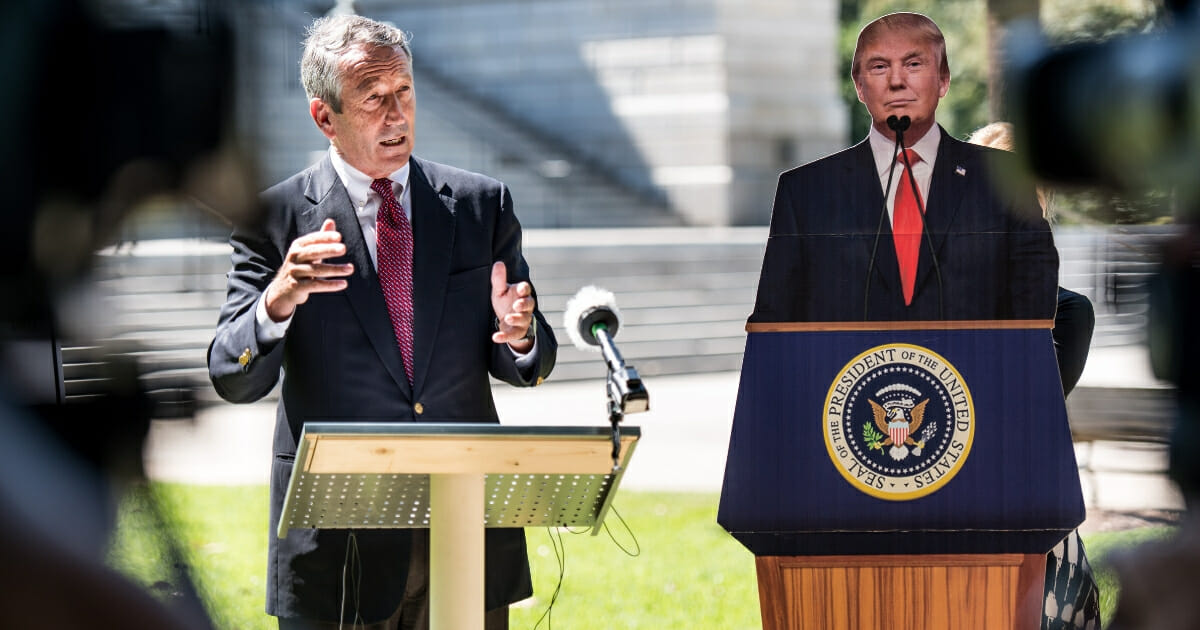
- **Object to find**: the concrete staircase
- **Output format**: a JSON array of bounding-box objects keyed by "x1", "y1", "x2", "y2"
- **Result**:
[
  {"x1": 60, "y1": 228, "x2": 766, "y2": 405},
  {"x1": 412, "y1": 64, "x2": 681, "y2": 229},
  {"x1": 1054, "y1": 227, "x2": 1172, "y2": 348},
  {"x1": 59, "y1": 240, "x2": 232, "y2": 408},
  {"x1": 62, "y1": 225, "x2": 1181, "y2": 445},
  {"x1": 521, "y1": 228, "x2": 764, "y2": 382}
]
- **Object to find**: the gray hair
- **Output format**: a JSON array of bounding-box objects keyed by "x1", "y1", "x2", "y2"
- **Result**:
[{"x1": 300, "y1": 15, "x2": 411, "y2": 113}]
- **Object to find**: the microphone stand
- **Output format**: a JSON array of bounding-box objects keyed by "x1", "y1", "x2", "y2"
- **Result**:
[
  {"x1": 593, "y1": 323, "x2": 648, "y2": 471},
  {"x1": 865, "y1": 115, "x2": 945, "y2": 319},
  {"x1": 865, "y1": 116, "x2": 907, "y2": 320}
]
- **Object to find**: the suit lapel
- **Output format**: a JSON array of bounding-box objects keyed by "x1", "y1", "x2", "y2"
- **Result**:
[
  {"x1": 408, "y1": 158, "x2": 457, "y2": 398},
  {"x1": 914, "y1": 128, "x2": 968, "y2": 296},
  {"x1": 300, "y1": 156, "x2": 413, "y2": 399},
  {"x1": 848, "y1": 140, "x2": 900, "y2": 296}
]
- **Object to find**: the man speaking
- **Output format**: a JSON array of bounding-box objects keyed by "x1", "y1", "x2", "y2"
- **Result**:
[
  {"x1": 749, "y1": 12, "x2": 1057, "y2": 323},
  {"x1": 207, "y1": 14, "x2": 556, "y2": 630}
]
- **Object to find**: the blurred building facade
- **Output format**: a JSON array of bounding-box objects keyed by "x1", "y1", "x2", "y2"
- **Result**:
[
  {"x1": 58, "y1": 1, "x2": 1179, "y2": 451},
  {"x1": 232, "y1": 0, "x2": 847, "y2": 228}
]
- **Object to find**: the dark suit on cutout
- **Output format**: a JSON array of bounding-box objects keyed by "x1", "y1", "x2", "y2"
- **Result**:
[
  {"x1": 749, "y1": 126, "x2": 1058, "y2": 323},
  {"x1": 208, "y1": 155, "x2": 557, "y2": 622}
]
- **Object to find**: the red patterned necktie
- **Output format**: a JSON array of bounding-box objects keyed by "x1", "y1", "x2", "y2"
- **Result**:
[
  {"x1": 371, "y1": 178, "x2": 415, "y2": 385},
  {"x1": 893, "y1": 148, "x2": 924, "y2": 306}
]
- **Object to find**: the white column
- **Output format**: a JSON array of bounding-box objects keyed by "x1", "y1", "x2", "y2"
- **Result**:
[{"x1": 429, "y1": 473, "x2": 486, "y2": 630}]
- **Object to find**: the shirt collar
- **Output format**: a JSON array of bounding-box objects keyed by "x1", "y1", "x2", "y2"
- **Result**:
[
  {"x1": 867, "y1": 122, "x2": 941, "y2": 177},
  {"x1": 327, "y1": 145, "x2": 411, "y2": 209}
]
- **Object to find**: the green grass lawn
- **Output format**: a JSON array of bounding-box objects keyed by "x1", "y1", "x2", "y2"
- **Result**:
[
  {"x1": 108, "y1": 484, "x2": 272, "y2": 630},
  {"x1": 512, "y1": 493, "x2": 760, "y2": 629},
  {"x1": 1077, "y1": 525, "x2": 1176, "y2": 624},
  {"x1": 108, "y1": 483, "x2": 1172, "y2": 630}
]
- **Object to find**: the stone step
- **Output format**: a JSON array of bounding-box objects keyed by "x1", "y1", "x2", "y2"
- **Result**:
[
  {"x1": 96, "y1": 269, "x2": 760, "y2": 305},
  {"x1": 1067, "y1": 387, "x2": 1174, "y2": 443},
  {"x1": 67, "y1": 227, "x2": 1180, "y2": 406},
  {"x1": 413, "y1": 60, "x2": 678, "y2": 229}
]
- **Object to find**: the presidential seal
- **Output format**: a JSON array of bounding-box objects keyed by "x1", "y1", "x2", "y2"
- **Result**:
[{"x1": 823, "y1": 343, "x2": 974, "y2": 501}]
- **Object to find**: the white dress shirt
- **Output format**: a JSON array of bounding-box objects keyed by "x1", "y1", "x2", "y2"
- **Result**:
[
  {"x1": 867, "y1": 123, "x2": 941, "y2": 225},
  {"x1": 255, "y1": 147, "x2": 409, "y2": 341},
  {"x1": 329, "y1": 146, "x2": 412, "y2": 268}
]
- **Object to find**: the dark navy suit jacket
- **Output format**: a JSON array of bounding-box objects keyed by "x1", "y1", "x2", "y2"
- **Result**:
[
  {"x1": 750, "y1": 127, "x2": 1058, "y2": 322},
  {"x1": 208, "y1": 155, "x2": 557, "y2": 622}
]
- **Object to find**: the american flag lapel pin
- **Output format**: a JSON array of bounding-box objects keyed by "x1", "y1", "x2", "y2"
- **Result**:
[{"x1": 955, "y1": 165, "x2": 967, "y2": 176}]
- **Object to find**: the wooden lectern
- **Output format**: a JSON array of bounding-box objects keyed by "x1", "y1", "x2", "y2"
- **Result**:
[
  {"x1": 719, "y1": 321, "x2": 1084, "y2": 630},
  {"x1": 277, "y1": 423, "x2": 639, "y2": 630}
]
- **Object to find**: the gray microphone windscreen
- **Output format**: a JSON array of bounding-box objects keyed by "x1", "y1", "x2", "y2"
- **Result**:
[{"x1": 563, "y1": 286, "x2": 621, "y2": 351}]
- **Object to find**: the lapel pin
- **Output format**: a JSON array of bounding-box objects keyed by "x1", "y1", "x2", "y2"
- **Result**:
[{"x1": 955, "y1": 165, "x2": 967, "y2": 177}]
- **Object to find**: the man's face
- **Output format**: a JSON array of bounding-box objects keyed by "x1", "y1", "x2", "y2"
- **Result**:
[
  {"x1": 854, "y1": 32, "x2": 948, "y2": 143},
  {"x1": 311, "y1": 44, "x2": 415, "y2": 178}
]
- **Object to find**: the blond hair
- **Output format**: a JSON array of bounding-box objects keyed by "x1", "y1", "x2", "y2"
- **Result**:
[
  {"x1": 968, "y1": 122, "x2": 1052, "y2": 219},
  {"x1": 967, "y1": 122, "x2": 1015, "y2": 152}
]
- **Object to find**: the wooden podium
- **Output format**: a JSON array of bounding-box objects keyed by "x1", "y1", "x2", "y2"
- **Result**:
[
  {"x1": 754, "y1": 553, "x2": 1044, "y2": 630},
  {"x1": 277, "y1": 423, "x2": 640, "y2": 630},
  {"x1": 719, "y1": 321, "x2": 1084, "y2": 630}
]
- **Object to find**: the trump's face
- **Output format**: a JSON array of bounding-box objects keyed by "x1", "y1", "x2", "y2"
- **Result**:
[
  {"x1": 311, "y1": 44, "x2": 415, "y2": 179},
  {"x1": 854, "y1": 31, "x2": 948, "y2": 145}
]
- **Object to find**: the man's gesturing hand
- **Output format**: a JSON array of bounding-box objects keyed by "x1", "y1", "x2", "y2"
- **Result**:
[
  {"x1": 265, "y1": 219, "x2": 353, "y2": 322},
  {"x1": 491, "y1": 261, "x2": 535, "y2": 353}
]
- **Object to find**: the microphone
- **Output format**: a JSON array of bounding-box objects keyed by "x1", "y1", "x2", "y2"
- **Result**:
[
  {"x1": 887, "y1": 114, "x2": 911, "y2": 133},
  {"x1": 864, "y1": 115, "x2": 944, "y2": 319},
  {"x1": 864, "y1": 116, "x2": 910, "y2": 319},
  {"x1": 564, "y1": 286, "x2": 649, "y2": 416}
]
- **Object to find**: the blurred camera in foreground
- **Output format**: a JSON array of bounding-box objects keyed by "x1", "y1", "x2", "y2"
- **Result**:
[{"x1": 1005, "y1": 6, "x2": 1200, "y2": 205}]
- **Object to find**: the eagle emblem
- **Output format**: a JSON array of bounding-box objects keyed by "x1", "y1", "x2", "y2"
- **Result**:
[
  {"x1": 825, "y1": 343, "x2": 974, "y2": 500},
  {"x1": 867, "y1": 384, "x2": 930, "y2": 461}
]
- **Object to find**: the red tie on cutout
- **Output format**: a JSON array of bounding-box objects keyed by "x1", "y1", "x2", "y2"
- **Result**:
[
  {"x1": 893, "y1": 148, "x2": 924, "y2": 306},
  {"x1": 372, "y1": 178, "x2": 415, "y2": 385}
]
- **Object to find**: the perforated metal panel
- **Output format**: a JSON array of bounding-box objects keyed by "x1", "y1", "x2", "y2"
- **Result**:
[
  {"x1": 282, "y1": 472, "x2": 617, "y2": 531},
  {"x1": 486, "y1": 473, "x2": 613, "y2": 527},
  {"x1": 284, "y1": 473, "x2": 433, "y2": 530},
  {"x1": 278, "y1": 424, "x2": 639, "y2": 538}
]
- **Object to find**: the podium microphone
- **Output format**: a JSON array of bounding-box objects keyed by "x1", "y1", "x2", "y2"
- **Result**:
[
  {"x1": 565, "y1": 286, "x2": 649, "y2": 471},
  {"x1": 564, "y1": 286, "x2": 650, "y2": 416},
  {"x1": 864, "y1": 115, "x2": 910, "y2": 319},
  {"x1": 863, "y1": 115, "x2": 944, "y2": 319}
]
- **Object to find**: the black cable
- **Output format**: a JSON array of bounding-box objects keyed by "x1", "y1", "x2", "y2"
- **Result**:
[
  {"x1": 601, "y1": 505, "x2": 641, "y2": 557},
  {"x1": 530, "y1": 504, "x2": 640, "y2": 629},
  {"x1": 533, "y1": 527, "x2": 567, "y2": 630},
  {"x1": 532, "y1": 504, "x2": 640, "y2": 629},
  {"x1": 340, "y1": 531, "x2": 364, "y2": 630}
]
